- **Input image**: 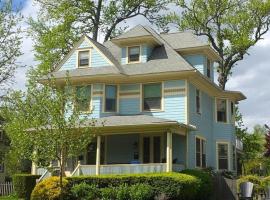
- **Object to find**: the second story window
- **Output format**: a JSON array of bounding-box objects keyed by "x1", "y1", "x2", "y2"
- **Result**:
[
  {"x1": 196, "y1": 89, "x2": 201, "y2": 114},
  {"x1": 216, "y1": 99, "x2": 227, "y2": 123},
  {"x1": 196, "y1": 137, "x2": 206, "y2": 168},
  {"x1": 78, "y1": 50, "x2": 90, "y2": 67},
  {"x1": 207, "y1": 59, "x2": 211, "y2": 78},
  {"x1": 105, "y1": 85, "x2": 117, "y2": 112},
  {"x1": 128, "y1": 46, "x2": 140, "y2": 63},
  {"x1": 143, "y1": 83, "x2": 162, "y2": 111},
  {"x1": 75, "y1": 85, "x2": 91, "y2": 112}
]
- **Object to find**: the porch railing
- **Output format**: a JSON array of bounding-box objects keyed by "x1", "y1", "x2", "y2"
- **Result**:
[{"x1": 71, "y1": 163, "x2": 184, "y2": 176}]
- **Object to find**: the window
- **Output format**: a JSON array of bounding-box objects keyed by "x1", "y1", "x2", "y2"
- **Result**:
[
  {"x1": 216, "y1": 99, "x2": 227, "y2": 123},
  {"x1": 75, "y1": 85, "x2": 91, "y2": 112},
  {"x1": 207, "y1": 59, "x2": 211, "y2": 78},
  {"x1": 143, "y1": 83, "x2": 162, "y2": 111},
  {"x1": 128, "y1": 46, "x2": 140, "y2": 63},
  {"x1": 78, "y1": 50, "x2": 90, "y2": 67},
  {"x1": 217, "y1": 143, "x2": 229, "y2": 170},
  {"x1": 196, "y1": 89, "x2": 201, "y2": 114},
  {"x1": 196, "y1": 137, "x2": 206, "y2": 168},
  {"x1": 232, "y1": 145, "x2": 236, "y2": 171},
  {"x1": 231, "y1": 102, "x2": 234, "y2": 116},
  {"x1": 105, "y1": 85, "x2": 117, "y2": 112}
]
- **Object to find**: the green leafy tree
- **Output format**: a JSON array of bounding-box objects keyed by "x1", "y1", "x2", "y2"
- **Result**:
[
  {"x1": 28, "y1": 0, "x2": 169, "y2": 73},
  {"x1": 160, "y1": 0, "x2": 270, "y2": 89},
  {"x1": 0, "y1": 0, "x2": 22, "y2": 93},
  {"x1": 1, "y1": 74, "x2": 95, "y2": 196}
]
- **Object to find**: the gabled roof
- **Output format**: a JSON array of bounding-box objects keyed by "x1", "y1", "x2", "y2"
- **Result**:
[{"x1": 113, "y1": 25, "x2": 152, "y2": 40}]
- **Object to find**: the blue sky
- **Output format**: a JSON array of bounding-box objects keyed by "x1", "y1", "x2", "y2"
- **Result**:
[{"x1": 14, "y1": 0, "x2": 270, "y2": 131}]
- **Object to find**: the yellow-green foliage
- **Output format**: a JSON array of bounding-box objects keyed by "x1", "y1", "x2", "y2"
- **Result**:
[
  {"x1": 31, "y1": 177, "x2": 68, "y2": 200},
  {"x1": 262, "y1": 176, "x2": 270, "y2": 187},
  {"x1": 237, "y1": 175, "x2": 262, "y2": 193}
]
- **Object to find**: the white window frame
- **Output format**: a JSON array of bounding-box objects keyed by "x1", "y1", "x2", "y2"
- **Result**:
[
  {"x1": 195, "y1": 136, "x2": 206, "y2": 168},
  {"x1": 141, "y1": 82, "x2": 164, "y2": 112},
  {"x1": 216, "y1": 142, "x2": 230, "y2": 171},
  {"x1": 103, "y1": 84, "x2": 119, "y2": 113},
  {"x1": 215, "y1": 98, "x2": 228, "y2": 123},
  {"x1": 77, "y1": 49, "x2": 91, "y2": 68},
  {"x1": 73, "y1": 84, "x2": 93, "y2": 113},
  {"x1": 195, "y1": 89, "x2": 201, "y2": 115},
  {"x1": 126, "y1": 45, "x2": 141, "y2": 64}
]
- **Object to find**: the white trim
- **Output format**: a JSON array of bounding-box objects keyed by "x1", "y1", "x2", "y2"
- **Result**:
[
  {"x1": 85, "y1": 36, "x2": 114, "y2": 66},
  {"x1": 102, "y1": 84, "x2": 119, "y2": 113},
  {"x1": 185, "y1": 79, "x2": 189, "y2": 124},
  {"x1": 141, "y1": 82, "x2": 164, "y2": 112},
  {"x1": 215, "y1": 98, "x2": 229, "y2": 124},
  {"x1": 76, "y1": 48, "x2": 92, "y2": 68},
  {"x1": 126, "y1": 45, "x2": 142, "y2": 64},
  {"x1": 195, "y1": 136, "x2": 207, "y2": 168},
  {"x1": 216, "y1": 141, "x2": 230, "y2": 171}
]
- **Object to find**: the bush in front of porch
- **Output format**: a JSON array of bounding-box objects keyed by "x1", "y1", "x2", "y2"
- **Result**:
[{"x1": 66, "y1": 170, "x2": 213, "y2": 200}]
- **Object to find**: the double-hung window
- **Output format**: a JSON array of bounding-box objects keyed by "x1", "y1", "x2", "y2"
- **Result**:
[
  {"x1": 216, "y1": 99, "x2": 227, "y2": 123},
  {"x1": 196, "y1": 89, "x2": 201, "y2": 114},
  {"x1": 217, "y1": 143, "x2": 229, "y2": 170},
  {"x1": 78, "y1": 50, "x2": 90, "y2": 67},
  {"x1": 196, "y1": 137, "x2": 206, "y2": 168},
  {"x1": 128, "y1": 46, "x2": 140, "y2": 63},
  {"x1": 105, "y1": 85, "x2": 117, "y2": 112},
  {"x1": 143, "y1": 83, "x2": 162, "y2": 111},
  {"x1": 75, "y1": 85, "x2": 91, "y2": 112}
]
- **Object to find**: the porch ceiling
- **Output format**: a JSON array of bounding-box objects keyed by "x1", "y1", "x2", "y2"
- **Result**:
[{"x1": 83, "y1": 115, "x2": 196, "y2": 135}]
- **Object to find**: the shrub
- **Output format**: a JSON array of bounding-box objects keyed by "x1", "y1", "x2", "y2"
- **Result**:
[
  {"x1": 100, "y1": 186, "x2": 117, "y2": 200},
  {"x1": 71, "y1": 182, "x2": 99, "y2": 200},
  {"x1": 262, "y1": 176, "x2": 270, "y2": 187},
  {"x1": 181, "y1": 169, "x2": 213, "y2": 200},
  {"x1": 237, "y1": 175, "x2": 262, "y2": 193},
  {"x1": 66, "y1": 172, "x2": 203, "y2": 200},
  {"x1": 116, "y1": 184, "x2": 130, "y2": 200},
  {"x1": 31, "y1": 176, "x2": 69, "y2": 200},
  {"x1": 129, "y1": 183, "x2": 154, "y2": 200},
  {"x1": 13, "y1": 174, "x2": 40, "y2": 200}
]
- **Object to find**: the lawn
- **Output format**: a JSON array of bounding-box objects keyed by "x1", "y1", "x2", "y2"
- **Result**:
[{"x1": 0, "y1": 196, "x2": 17, "y2": 200}]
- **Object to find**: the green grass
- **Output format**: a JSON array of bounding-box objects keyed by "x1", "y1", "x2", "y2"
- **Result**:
[{"x1": 0, "y1": 195, "x2": 18, "y2": 200}]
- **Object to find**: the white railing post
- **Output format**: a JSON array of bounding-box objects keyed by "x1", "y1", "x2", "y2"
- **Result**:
[
  {"x1": 166, "y1": 131, "x2": 172, "y2": 172},
  {"x1": 96, "y1": 135, "x2": 101, "y2": 175}
]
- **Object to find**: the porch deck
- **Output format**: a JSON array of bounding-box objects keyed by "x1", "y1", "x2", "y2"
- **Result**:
[{"x1": 71, "y1": 163, "x2": 184, "y2": 176}]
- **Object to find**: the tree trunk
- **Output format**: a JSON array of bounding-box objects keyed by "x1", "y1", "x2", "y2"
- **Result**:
[
  {"x1": 59, "y1": 151, "x2": 66, "y2": 200},
  {"x1": 217, "y1": 71, "x2": 227, "y2": 90},
  {"x1": 92, "y1": 0, "x2": 102, "y2": 41}
]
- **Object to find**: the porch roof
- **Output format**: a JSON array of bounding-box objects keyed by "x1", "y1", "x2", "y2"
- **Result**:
[{"x1": 84, "y1": 115, "x2": 196, "y2": 134}]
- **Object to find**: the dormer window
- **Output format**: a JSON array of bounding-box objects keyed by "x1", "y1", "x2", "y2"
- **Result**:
[
  {"x1": 78, "y1": 50, "x2": 90, "y2": 67},
  {"x1": 128, "y1": 46, "x2": 140, "y2": 63}
]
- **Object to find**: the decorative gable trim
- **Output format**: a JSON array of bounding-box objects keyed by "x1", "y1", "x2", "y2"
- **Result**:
[{"x1": 54, "y1": 35, "x2": 113, "y2": 72}]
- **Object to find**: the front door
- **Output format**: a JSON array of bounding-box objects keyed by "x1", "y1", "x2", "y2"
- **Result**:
[{"x1": 142, "y1": 135, "x2": 162, "y2": 163}]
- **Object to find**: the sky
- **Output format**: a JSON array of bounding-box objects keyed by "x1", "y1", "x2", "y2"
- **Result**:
[{"x1": 12, "y1": 0, "x2": 270, "y2": 131}]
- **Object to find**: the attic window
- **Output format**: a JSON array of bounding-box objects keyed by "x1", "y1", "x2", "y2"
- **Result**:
[
  {"x1": 128, "y1": 46, "x2": 140, "y2": 63},
  {"x1": 78, "y1": 50, "x2": 90, "y2": 67}
]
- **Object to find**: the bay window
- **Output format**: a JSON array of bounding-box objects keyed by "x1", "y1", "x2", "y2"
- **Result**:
[{"x1": 216, "y1": 99, "x2": 227, "y2": 122}]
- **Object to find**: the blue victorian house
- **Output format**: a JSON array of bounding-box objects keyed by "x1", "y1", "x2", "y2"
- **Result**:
[{"x1": 34, "y1": 25, "x2": 245, "y2": 178}]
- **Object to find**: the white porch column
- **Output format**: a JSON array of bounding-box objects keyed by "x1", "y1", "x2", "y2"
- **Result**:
[
  {"x1": 166, "y1": 131, "x2": 172, "y2": 172},
  {"x1": 31, "y1": 162, "x2": 37, "y2": 175},
  {"x1": 96, "y1": 135, "x2": 101, "y2": 175}
]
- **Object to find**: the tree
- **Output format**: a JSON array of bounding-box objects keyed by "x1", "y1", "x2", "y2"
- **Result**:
[
  {"x1": 160, "y1": 0, "x2": 270, "y2": 89},
  {"x1": 1, "y1": 75, "x2": 95, "y2": 197},
  {"x1": 0, "y1": 0, "x2": 22, "y2": 93},
  {"x1": 264, "y1": 124, "x2": 270, "y2": 157},
  {"x1": 28, "y1": 0, "x2": 169, "y2": 73}
]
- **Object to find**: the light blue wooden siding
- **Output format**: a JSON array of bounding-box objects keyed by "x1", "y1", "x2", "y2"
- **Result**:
[
  {"x1": 59, "y1": 38, "x2": 111, "y2": 71},
  {"x1": 91, "y1": 48, "x2": 110, "y2": 67},
  {"x1": 188, "y1": 83, "x2": 236, "y2": 170},
  {"x1": 188, "y1": 83, "x2": 214, "y2": 168},
  {"x1": 119, "y1": 84, "x2": 140, "y2": 115},
  {"x1": 141, "y1": 45, "x2": 153, "y2": 63},
  {"x1": 106, "y1": 134, "x2": 139, "y2": 164},
  {"x1": 164, "y1": 80, "x2": 185, "y2": 88},
  {"x1": 172, "y1": 134, "x2": 186, "y2": 165},
  {"x1": 184, "y1": 55, "x2": 205, "y2": 74}
]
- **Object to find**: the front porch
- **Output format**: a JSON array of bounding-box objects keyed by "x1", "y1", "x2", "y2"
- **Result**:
[{"x1": 35, "y1": 115, "x2": 194, "y2": 178}]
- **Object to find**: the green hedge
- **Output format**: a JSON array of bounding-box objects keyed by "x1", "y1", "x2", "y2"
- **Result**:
[
  {"x1": 13, "y1": 174, "x2": 41, "y2": 200},
  {"x1": 66, "y1": 171, "x2": 213, "y2": 200}
]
